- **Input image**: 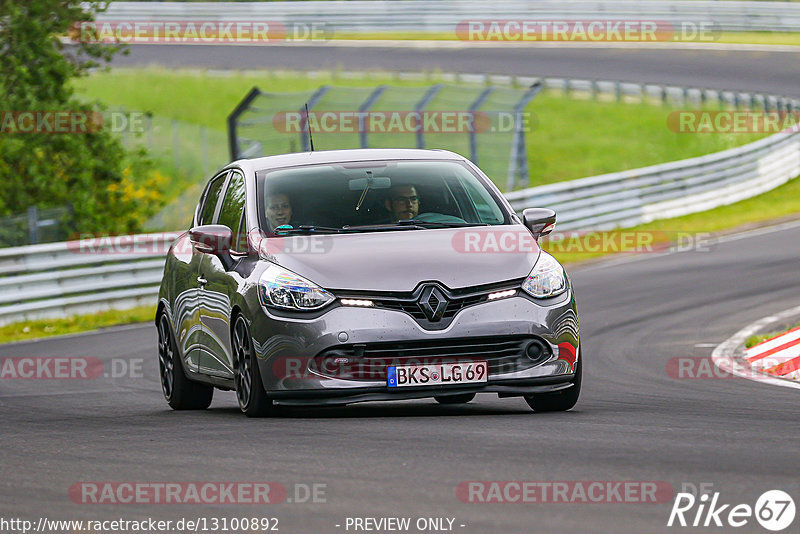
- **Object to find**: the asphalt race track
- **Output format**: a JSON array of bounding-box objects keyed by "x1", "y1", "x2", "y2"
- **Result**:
[
  {"x1": 113, "y1": 43, "x2": 800, "y2": 98},
  {"x1": 2, "y1": 44, "x2": 800, "y2": 533}
]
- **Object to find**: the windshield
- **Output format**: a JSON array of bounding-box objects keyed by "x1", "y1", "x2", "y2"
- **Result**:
[{"x1": 256, "y1": 159, "x2": 509, "y2": 233}]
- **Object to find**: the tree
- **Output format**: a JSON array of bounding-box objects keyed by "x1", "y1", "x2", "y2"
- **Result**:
[{"x1": 0, "y1": 0, "x2": 163, "y2": 235}]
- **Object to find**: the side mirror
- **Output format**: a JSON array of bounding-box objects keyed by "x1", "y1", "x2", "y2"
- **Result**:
[
  {"x1": 188, "y1": 224, "x2": 232, "y2": 255},
  {"x1": 522, "y1": 208, "x2": 556, "y2": 240}
]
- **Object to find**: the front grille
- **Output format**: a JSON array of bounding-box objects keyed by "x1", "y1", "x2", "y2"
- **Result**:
[
  {"x1": 375, "y1": 293, "x2": 487, "y2": 321},
  {"x1": 311, "y1": 335, "x2": 548, "y2": 381},
  {"x1": 335, "y1": 279, "x2": 523, "y2": 329}
]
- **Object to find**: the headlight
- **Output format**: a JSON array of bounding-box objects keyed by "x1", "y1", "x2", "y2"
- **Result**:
[
  {"x1": 258, "y1": 264, "x2": 334, "y2": 311},
  {"x1": 521, "y1": 252, "x2": 568, "y2": 299}
]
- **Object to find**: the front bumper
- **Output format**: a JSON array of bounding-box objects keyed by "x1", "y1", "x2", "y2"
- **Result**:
[{"x1": 249, "y1": 290, "x2": 579, "y2": 405}]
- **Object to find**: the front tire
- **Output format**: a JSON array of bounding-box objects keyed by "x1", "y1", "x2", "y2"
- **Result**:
[
  {"x1": 157, "y1": 314, "x2": 213, "y2": 410},
  {"x1": 233, "y1": 315, "x2": 273, "y2": 417},
  {"x1": 524, "y1": 347, "x2": 582, "y2": 413}
]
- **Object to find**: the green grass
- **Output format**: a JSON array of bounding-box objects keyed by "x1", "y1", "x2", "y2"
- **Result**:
[
  {"x1": 73, "y1": 68, "x2": 766, "y2": 190},
  {"x1": 73, "y1": 69, "x2": 441, "y2": 132},
  {"x1": 524, "y1": 93, "x2": 764, "y2": 186},
  {"x1": 746, "y1": 322, "x2": 800, "y2": 349},
  {"x1": 0, "y1": 306, "x2": 155, "y2": 344}
]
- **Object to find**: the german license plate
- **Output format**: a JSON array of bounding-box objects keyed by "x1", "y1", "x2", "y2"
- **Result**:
[{"x1": 387, "y1": 361, "x2": 488, "y2": 388}]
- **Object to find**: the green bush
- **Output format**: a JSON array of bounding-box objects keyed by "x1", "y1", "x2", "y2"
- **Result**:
[{"x1": 0, "y1": 0, "x2": 165, "y2": 235}]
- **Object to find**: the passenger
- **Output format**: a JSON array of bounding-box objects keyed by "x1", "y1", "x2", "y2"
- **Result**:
[{"x1": 384, "y1": 185, "x2": 420, "y2": 222}]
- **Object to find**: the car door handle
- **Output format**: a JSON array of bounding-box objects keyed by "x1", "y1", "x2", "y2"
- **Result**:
[{"x1": 197, "y1": 276, "x2": 208, "y2": 286}]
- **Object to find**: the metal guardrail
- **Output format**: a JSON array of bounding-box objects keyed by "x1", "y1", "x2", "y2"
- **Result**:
[
  {"x1": 0, "y1": 234, "x2": 178, "y2": 326},
  {"x1": 100, "y1": 1, "x2": 800, "y2": 34}
]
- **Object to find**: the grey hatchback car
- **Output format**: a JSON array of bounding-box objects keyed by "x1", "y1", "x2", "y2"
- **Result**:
[{"x1": 156, "y1": 149, "x2": 581, "y2": 416}]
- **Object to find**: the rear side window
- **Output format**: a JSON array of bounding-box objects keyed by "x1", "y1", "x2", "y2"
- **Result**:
[{"x1": 198, "y1": 172, "x2": 227, "y2": 226}]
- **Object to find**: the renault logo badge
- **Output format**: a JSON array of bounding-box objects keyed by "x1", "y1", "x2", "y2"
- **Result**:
[{"x1": 418, "y1": 286, "x2": 448, "y2": 322}]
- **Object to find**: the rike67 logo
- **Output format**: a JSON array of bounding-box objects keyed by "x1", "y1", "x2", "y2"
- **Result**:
[{"x1": 668, "y1": 490, "x2": 795, "y2": 531}]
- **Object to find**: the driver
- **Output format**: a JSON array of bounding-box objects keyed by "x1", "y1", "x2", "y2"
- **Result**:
[
  {"x1": 265, "y1": 192, "x2": 293, "y2": 230},
  {"x1": 384, "y1": 185, "x2": 420, "y2": 222}
]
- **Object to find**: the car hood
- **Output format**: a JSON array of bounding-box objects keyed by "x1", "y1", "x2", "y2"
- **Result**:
[{"x1": 260, "y1": 226, "x2": 540, "y2": 292}]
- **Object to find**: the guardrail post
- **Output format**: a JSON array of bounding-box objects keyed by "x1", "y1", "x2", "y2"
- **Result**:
[
  {"x1": 661, "y1": 86, "x2": 668, "y2": 105},
  {"x1": 615, "y1": 81, "x2": 622, "y2": 102}
]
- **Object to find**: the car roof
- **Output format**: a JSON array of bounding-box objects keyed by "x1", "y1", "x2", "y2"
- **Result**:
[{"x1": 233, "y1": 148, "x2": 466, "y2": 173}]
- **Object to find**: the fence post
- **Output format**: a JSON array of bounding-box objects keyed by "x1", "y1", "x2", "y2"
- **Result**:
[
  {"x1": 506, "y1": 82, "x2": 543, "y2": 191},
  {"x1": 202, "y1": 126, "x2": 209, "y2": 177},
  {"x1": 227, "y1": 86, "x2": 262, "y2": 160},
  {"x1": 146, "y1": 112, "x2": 153, "y2": 152},
  {"x1": 467, "y1": 87, "x2": 494, "y2": 164},
  {"x1": 357, "y1": 85, "x2": 387, "y2": 149},
  {"x1": 172, "y1": 120, "x2": 179, "y2": 170},
  {"x1": 27, "y1": 206, "x2": 39, "y2": 245},
  {"x1": 414, "y1": 84, "x2": 443, "y2": 149},
  {"x1": 299, "y1": 85, "x2": 330, "y2": 152}
]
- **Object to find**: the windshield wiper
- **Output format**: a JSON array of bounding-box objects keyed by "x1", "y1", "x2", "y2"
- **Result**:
[
  {"x1": 395, "y1": 220, "x2": 490, "y2": 228},
  {"x1": 341, "y1": 220, "x2": 490, "y2": 232},
  {"x1": 274, "y1": 225, "x2": 342, "y2": 235},
  {"x1": 340, "y1": 223, "x2": 426, "y2": 232}
]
